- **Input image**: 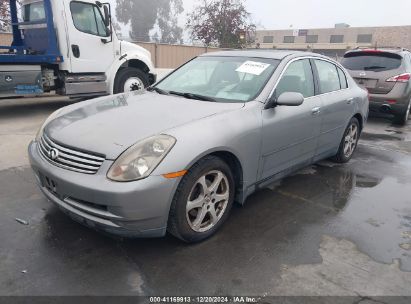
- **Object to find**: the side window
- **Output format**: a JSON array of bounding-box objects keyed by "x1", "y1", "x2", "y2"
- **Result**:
[
  {"x1": 22, "y1": 2, "x2": 45, "y2": 22},
  {"x1": 315, "y1": 60, "x2": 341, "y2": 94},
  {"x1": 70, "y1": 2, "x2": 108, "y2": 37},
  {"x1": 94, "y1": 6, "x2": 108, "y2": 36},
  {"x1": 275, "y1": 59, "x2": 315, "y2": 98},
  {"x1": 337, "y1": 67, "x2": 348, "y2": 89}
]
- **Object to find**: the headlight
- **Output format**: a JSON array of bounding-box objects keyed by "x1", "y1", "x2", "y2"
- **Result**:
[
  {"x1": 35, "y1": 108, "x2": 64, "y2": 142},
  {"x1": 107, "y1": 135, "x2": 176, "y2": 182}
]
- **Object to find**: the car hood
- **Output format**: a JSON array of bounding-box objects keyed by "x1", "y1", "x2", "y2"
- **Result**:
[{"x1": 45, "y1": 92, "x2": 244, "y2": 159}]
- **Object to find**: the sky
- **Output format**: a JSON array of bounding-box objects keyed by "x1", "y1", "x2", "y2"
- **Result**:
[
  {"x1": 110, "y1": 0, "x2": 411, "y2": 39},
  {"x1": 183, "y1": 0, "x2": 411, "y2": 29}
]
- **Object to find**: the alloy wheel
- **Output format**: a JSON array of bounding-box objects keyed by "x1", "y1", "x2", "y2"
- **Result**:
[
  {"x1": 186, "y1": 170, "x2": 230, "y2": 233},
  {"x1": 343, "y1": 124, "x2": 359, "y2": 158}
]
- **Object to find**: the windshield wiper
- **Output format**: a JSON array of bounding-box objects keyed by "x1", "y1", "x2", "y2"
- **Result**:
[
  {"x1": 146, "y1": 87, "x2": 169, "y2": 95},
  {"x1": 169, "y1": 91, "x2": 217, "y2": 102}
]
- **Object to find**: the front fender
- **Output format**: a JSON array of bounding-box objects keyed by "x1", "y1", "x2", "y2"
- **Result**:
[
  {"x1": 106, "y1": 52, "x2": 155, "y2": 94},
  {"x1": 152, "y1": 102, "x2": 263, "y2": 196}
]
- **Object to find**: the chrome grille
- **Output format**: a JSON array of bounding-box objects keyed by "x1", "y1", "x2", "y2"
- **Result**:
[{"x1": 38, "y1": 134, "x2": 105, "y2": 174}]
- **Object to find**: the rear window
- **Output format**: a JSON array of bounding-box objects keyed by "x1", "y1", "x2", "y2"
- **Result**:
[
  {"x1": 22, "y1": 2, "x2": 45, "y2": 22},
  {"x1": 341, "y1": 52, "x2": 402, "y2": 72}
]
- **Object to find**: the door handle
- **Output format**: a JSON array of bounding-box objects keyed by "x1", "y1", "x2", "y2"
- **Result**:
[
  {"x1": 346, "y1": 98, "x2": 354, "y2": 104},
  {"x1": 71, "y1": 45, "x2": 80, "y2": 58},
  {"x1": 311, "y1": 107, "x2": 321, "y2": 115}
]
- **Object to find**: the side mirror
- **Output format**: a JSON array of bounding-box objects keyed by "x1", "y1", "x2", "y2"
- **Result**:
[
  {"x1": 274, "y1": 92, "x2": 304, "y2": 107},
  {"x1": 277, "y1": 92, "x2": 304, "y2": 106},
  {"x1": 105, "y1": 27, "x2": 112, "y2": 37},
  {"x1": 103, "y1": 5, "x2": 110, "y2": 27},
  {"x1": 265, "y1": 92, "x2": 305, "y2": 109}
]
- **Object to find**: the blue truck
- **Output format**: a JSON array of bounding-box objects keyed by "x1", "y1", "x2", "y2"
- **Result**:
[{"x1": 0, "y1": 0, "x2": 156, "y2": 98}]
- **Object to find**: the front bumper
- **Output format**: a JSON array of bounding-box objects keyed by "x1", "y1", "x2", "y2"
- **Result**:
[{"x1": 28, "y1": 141, "x2": 179, "y2": 238}]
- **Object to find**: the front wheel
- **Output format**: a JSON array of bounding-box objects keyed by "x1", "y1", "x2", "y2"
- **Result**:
[
  {"x1": 113, "y1": 67, "x2": 149, "y2": 94},
  {"x1": 331, "y1": 117, "x2": 360, "y2": 163},
  {"x1": 167, "y1": 156, "x2": 235, "y2": 243}
]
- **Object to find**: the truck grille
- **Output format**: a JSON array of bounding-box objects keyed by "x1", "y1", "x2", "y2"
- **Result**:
[{"x1": 38, "y1": 134, "x2": 105, "y2": 174}]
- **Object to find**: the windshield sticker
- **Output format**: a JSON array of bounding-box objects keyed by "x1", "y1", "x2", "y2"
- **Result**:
[{"x1": 236, "y1": 61, "x2": 271, "y2": 76}]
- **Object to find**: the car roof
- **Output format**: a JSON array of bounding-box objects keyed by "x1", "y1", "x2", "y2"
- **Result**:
[
  {"x1": 200, "y1": 49, "x2": 327, "y2": 60},
  {"x1": 344, "y1": 47, "x2": 410, "y2": 56}
]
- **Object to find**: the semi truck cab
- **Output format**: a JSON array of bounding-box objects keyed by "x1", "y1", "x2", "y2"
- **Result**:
[{"x1": 0, "y1": 0, "x2": 156, "y2": 98}]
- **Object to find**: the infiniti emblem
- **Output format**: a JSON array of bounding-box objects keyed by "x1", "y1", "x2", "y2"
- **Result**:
[{"x1": 48, "y1": 148, "x2": 59, "y2": 160}]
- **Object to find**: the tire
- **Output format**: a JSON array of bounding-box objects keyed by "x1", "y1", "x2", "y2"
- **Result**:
[
  {"x1": 113, "y1": 67, "x2": 149, "y2": 94},
  {"x1": 331, "y1": 117, "x2": 360, "y2": 164},
  {"x1": 167, "y1": 156, "x2": 235, "y2": 243},
  {"x1": 393, "y1": 100, "x2": 411, "y2": 126}
]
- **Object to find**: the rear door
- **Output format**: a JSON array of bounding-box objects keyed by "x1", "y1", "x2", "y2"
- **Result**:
[
  {"x1": 341, "y1": 51, "x2": 404, "y2": 94},
  {"x1": 63, "y1": 0, "x2": 115, "y2": 73},
  {"x1": 260, "y1": 59, "x2": 322, "y2": 180},
  {"x1": 313, "y1": 59, "x2": 354, "y2": 156}
]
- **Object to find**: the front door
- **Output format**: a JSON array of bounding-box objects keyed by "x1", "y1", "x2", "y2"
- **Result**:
[
  {"x1": 63, "y1": 0, "x2": 115, "y2": 73},
  {"x1": 260, "y1": 59, "x2": 322, "y2": 180}
]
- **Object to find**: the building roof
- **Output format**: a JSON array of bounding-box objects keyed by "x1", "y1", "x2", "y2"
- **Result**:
[{"x1": 257, "y1": 24, "x2": 411, "y2": 32}]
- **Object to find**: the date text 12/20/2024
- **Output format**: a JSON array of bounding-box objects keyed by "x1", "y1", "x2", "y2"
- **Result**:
[{"x1": 149, "y1": 297, "x2": 259, "y2": 303}]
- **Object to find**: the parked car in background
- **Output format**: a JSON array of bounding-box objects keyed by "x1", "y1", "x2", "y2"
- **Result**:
[
  {"x1": 29, "y1": 50, "x2": 368, "y2": 243},
  {"x1": 341, "y1": 47, "x2": 411, "y2": 125}
]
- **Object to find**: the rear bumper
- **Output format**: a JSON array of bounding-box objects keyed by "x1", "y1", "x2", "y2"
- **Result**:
[
  {"x1": 369, "y1": 91, "x2": 410, "y2": 115},
  {"x1": 28, "y1": 141, "x2": 179, "y2": 238}
]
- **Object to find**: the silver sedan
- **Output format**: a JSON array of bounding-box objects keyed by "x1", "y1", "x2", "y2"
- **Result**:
[{"x1": 28, "y1": 50, "x2": 369, "y2": 243}]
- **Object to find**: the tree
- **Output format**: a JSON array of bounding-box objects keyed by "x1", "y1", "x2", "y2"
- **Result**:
[
  {"x1": 116, "y1": 0, "x2": 183, "y2": 43},
  {"x1": 0, "y1": 0, "x2": 21, "y2": 32},
  {"x1": 156, "y1": 0, "x2": 183, "y2": 44},
  {"x1": 0, "y1": 1, "x2": 10, "y2": 32},
  {"x1": 187, "y1": 0, "x2": 255, "y2": 48}
]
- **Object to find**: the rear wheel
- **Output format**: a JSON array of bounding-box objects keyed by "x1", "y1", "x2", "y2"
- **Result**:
[
  {"x1": 167, "y1": 156, "x2": 235, "y2": 243},
  {"x1": 393, "y1": 100, "x2": 411, "y2": 126},
  {"x1": 113, "y1": 67, "x2": 149, "y2": 94},
  {"x1": 331, "y1": 117, "x2": 360, "y2": 163}
]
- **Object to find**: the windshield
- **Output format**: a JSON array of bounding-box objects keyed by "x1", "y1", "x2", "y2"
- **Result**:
[
  {"x1": 22, "y1": 1, "x2": 45, "y2": 22},
  {"x1": 341, "y1": 52, "x2": 402, "y2": 72},
  {"x1": 155, "y1": 56, "x2": 279, "y2": 103}
]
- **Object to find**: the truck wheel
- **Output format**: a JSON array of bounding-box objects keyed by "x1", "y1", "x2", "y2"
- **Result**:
[
  {"x1": 393, "y1": 100, "x2": 411, "y2": 126},
  {"x1": 167, "y1": 156, "x2": 235, "y2": 243},
  {"x1": 114, "y1": 67, "x2": 149, "y2": 94}
]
